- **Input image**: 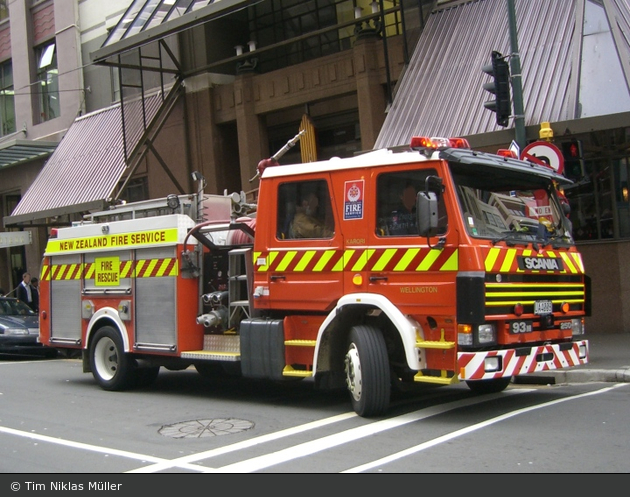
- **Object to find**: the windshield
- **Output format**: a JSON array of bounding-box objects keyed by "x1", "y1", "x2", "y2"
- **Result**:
[
  {"x1": 0, "y1": 299, "x2": 37, "y2": 316},
  {"x1": 450, "y1": 162, "x2": 574, "y2": 247}
]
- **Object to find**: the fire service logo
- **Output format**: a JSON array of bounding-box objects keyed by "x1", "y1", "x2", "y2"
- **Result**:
[{"x1": 344, "y1": 180, "x2": 364, "y2": 220}]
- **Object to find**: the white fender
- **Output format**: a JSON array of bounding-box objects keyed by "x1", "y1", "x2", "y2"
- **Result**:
[
  {"x1": 312, "y1": 293, "x2": 425, "y2": 372},
  {"x1": 85, "y1": 307, "x2": 130, "y2": 352}
]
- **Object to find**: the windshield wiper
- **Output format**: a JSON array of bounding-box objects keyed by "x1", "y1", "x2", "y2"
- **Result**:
[{"x1": 491, "y1": 231, "x2": 531, "y2": 247}]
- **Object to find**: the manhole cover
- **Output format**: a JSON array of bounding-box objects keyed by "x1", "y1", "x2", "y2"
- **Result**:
[{"x1": 159, "y1": 418, "x2": 255, "y2": 439}]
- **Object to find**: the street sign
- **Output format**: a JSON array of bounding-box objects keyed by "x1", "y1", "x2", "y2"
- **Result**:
[
  {"x1": 520, "y1": 141, "x2": 564, "y2": 174},
  {"x1": 0, "y1": 230, "x2": 31, "y2": 249}
]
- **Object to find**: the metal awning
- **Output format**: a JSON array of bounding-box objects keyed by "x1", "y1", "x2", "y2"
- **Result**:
[
  {"x1": 92, "y1": 0, "x2": 256, "y2": 65},
  {"x1": 0, "y1": 139, "x2": 58, "y2": 170},
  {"x1": 3, "y1": 104, "x2": 126, "y2": 227},
  {"x1": 375, "y1": 0, "x2": 630, "y2": 149}
]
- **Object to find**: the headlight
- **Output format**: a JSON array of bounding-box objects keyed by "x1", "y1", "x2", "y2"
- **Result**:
[
  {"x1": 477, "y1": 323, "x2": 496, "y2": 345},
  {"x1": 571, "y1": 318, "x2": 585, "y2": 336},
  {"x1": 458, "y1": 323, "x2": 497, "y2": 346}
]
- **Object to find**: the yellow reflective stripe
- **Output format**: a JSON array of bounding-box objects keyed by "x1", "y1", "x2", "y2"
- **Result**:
[
  {"x1": 500, "y1": 249, "x2": 516, "y2": 272},
  {"x1": 333, "y1": 249, "x2": 354, "y2": 272},
  {"x1": 257, "y1": 251, "x2": 279, "y2": 272},
  {"x1": 84, "y1": 263, "x2": 94, "y2": 279},
  {"x1": 394, "y1": 248, "x2": 419, "y2": 271},
  {"x1": 352, "y1": 248, "x2": 375, "y2": 271},
  {"x1": 441, "y1": 249, "x2": 458, "y2": 271},
  {"x1": 572, "y1": 252, "x2": 584, "y2": 272},
  {"x1": 276, "y1": 251, "x2": 297, "y2": 271},
  {"x1": 313, "y1": 250, "x2": 336, "y2": 271},
  {"x1": 373, "y1": 248, "x2": 397, "y2": 271},
  {"x1": 485, "y1": 247, "x2": 500, "y2": 272},
  {"x1": 156, "y1": 259, "x2": 170, "y2": 277},
  {"x1": 560, "y1": 252, "x2": 577, "y2": 273},
  {"x1": 295, "y1": 250, "x2": 316, "y2": 271},
  {"x1": 416, "y1": 248, "x2": 441, "y2": 271}
]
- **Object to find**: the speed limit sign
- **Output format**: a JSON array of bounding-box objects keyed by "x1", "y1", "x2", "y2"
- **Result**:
[{"x1": 520, "y1": 141, "x2": 564, "y2": 174}]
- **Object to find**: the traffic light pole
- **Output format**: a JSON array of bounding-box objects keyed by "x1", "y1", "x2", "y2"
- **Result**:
[{"x1": 507, "y1": 0, "x2": 526, "y2": 150}]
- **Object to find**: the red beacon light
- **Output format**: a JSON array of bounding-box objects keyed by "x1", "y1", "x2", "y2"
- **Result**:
[
  {"x1": 409, "y1": 136, "x2": 471, "y2": 150},
  {"x1": 497, "y1": 149, "x2": 518, "y2": 159}
]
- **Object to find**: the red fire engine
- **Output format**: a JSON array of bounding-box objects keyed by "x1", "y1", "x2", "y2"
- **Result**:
[{"x1": 39, "y1": 136, "x2": 590, "y2": 417}]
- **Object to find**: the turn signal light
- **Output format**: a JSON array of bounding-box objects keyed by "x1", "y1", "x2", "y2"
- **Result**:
[{"x1": 561, "y1": 302, "x2": 570, "y2": 313}]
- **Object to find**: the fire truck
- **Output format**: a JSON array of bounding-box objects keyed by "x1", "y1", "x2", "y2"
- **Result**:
[{"x1": 38, "y1": 136, "x2": 590, "y2": 417}]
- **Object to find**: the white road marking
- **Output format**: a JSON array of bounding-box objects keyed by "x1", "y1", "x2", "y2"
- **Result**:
[
  {"x1": 343, "y1": 383, "x2": 629, "y2": 473},
  {"x1": 2, "y1": 385, "x2": 623, "y2": 473},
  {"x1": 127, "y1": 412, "x2": 358, "y2": 473},
  {"x1": 209, "y1": 390, "x2": 530, "y2": 473}
]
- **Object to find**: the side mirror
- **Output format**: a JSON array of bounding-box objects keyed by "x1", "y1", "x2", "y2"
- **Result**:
[{"x1": 417, "y1": 191, "x2": 439, "y2": 236}]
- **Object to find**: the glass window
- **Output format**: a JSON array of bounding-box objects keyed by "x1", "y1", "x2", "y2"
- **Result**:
[
  {"x1": 376, "y1": 169, "x2": 447, "y2": 237},
  {"x1": 34, "y1": 41, "x2": 60, "y2": 123},
  {"x1": 0, "y1": 60, "x2": 16, "y2": 136},
  {"x1": 277, "y1": 179, "x2": 334, "y2": 239},
  {"x1": 560, "y1": 129, "x2": 630, "y2": 242},
  {"x1": 0, "y1": 1, "x2": 8, "y2": 21}
]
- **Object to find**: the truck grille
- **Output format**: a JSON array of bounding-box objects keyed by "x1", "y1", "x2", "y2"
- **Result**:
[{"x1": 484, "y1": 274, "x2": 585, "y2": 316}]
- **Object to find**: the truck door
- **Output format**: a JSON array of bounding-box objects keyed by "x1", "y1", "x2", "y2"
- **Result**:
[
  {"x1": 367, "y1": 167, "x2": 455, "y2": 316},
  {"x1": 259, "y1": 177, "x2": 342, "y2": 312}
]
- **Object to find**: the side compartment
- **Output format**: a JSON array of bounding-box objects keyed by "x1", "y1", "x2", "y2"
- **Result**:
[
  {"x1": 134, "y1": 246, "x2": 178, "y2": 351},
  {"x1": 49, "y1": 254, "x2": 82, "y2": 346}
]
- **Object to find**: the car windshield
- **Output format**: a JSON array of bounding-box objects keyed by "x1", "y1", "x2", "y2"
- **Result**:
[
  {"x1": 450, "y1": 161, "x2": 574, "y2": 247},
  {"x1": 0, "y1": 299, "x2": 37, "y2": 317}
]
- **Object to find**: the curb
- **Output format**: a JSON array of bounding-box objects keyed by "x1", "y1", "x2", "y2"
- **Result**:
[{"x1": 514, "y1": 368, "x2": 630, "y2": 385}]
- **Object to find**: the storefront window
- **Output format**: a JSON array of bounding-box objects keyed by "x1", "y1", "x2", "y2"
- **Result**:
[{"x1": 563, "y1": 127, "x2": 630, "y2": 241}]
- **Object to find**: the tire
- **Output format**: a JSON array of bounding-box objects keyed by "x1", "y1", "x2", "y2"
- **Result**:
[
  {"x1": 344, "y1": 325, "x2": 391, "y2": 417},
  {"x1": 89, "y1": 326, "x2": 135, "y2": 391},
  {"x1": 465, "y1": 377, "x2": 512, "y2": 394}
]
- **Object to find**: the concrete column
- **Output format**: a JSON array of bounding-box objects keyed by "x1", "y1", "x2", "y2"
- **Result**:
[
  {"x1": 353, "y1": 35, "x2": 387, "y2": 151},
  {"x1": 233, "y1": 73, "x2": 268, "y2": 193}
]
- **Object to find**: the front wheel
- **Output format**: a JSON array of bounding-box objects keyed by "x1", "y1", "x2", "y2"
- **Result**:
[
  {"x1": 89, "y1": 326, "x2": 135, "y2": 391},
  {"x1": 465, "y1": 377, "x2": 512, "y2": 394},
  {"x1": 344, "y1": 325, "x2": 391, "y2": 417}
]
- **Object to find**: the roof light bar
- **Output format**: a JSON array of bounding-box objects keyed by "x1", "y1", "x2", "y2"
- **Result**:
[{"x1": 410, "y1": 136, "x2": 471, "y2": 150}]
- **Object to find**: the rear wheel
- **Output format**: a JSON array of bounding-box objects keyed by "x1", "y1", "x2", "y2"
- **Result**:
[
  {"x1": 344, "y1": 325, "x2": 391, "y2": 417},
  {"x1": 89, "y1": 326, "x2": 135, "y2": 391},
  {"x1": 465, "y1": 377, "x2": 512, "y2": 394}
]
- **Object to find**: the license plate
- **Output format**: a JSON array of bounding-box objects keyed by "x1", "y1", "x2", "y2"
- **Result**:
[
  {"x1": 510, "y1": 320, "x2": 533, "y2": 334},
  {"x1": 534, "y1": 300, "x2": 553, "y2": 315}
]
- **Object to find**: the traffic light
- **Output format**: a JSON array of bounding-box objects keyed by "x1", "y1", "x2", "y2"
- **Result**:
[
  {"x1": 561, "y1": 139, "x2": 584, "y2": 181},
  {"x1": 482, "y1": 51, "x2": 511, "y2": 127}
]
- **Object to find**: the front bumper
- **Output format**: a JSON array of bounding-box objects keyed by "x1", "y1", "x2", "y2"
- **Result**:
[{"x1": 458, "y1": 340, "x2": 589, "y2": 380}]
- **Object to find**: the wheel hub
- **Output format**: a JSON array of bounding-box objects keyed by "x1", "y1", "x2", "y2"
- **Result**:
[{"x1": 344, "y1": 343, "x2": 362, "y2": 401}]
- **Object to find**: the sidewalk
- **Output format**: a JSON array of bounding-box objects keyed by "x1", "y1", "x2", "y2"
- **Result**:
[{"x1": 514, "y1": 333, "x2": 630, "y2": 385}]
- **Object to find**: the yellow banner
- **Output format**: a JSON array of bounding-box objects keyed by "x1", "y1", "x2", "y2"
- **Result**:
[{"x1": 46, "y1": 228, "x2": 179, "y2": 254}]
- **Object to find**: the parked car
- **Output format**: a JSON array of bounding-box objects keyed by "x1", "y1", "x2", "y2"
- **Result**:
[{"x1": 0, "y1": 297, "x2": 56, "y2": 357}]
